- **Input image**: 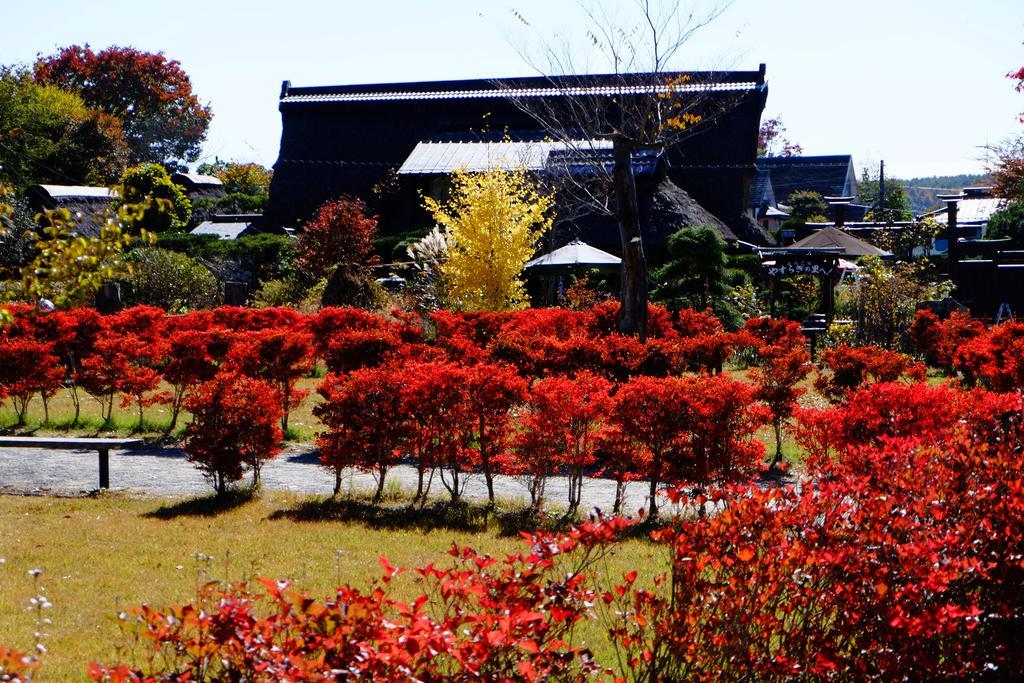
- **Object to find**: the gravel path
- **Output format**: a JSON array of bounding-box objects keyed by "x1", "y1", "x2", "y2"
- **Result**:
[{"x1": 0, "y1": 444, "x2": 657, "y2": 513}]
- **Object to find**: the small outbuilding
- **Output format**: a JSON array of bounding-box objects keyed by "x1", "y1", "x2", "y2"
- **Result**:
[
  {"x1": 25, "y1": 184, "x2": 114, "y2": 237},
  {"x1": 190, "y1": 214, "x2": 260, "y2": 240},
  {"x1": 171, "y1": 172, "x2": 226, "y2": 200},
  {"x1": 788, "y1": 226, "x2": 890, "y2": 258}
]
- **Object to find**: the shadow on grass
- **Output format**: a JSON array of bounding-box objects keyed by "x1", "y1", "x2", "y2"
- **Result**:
[
  {"x1": 145, "y1": 488, "x2": 256, "y2": 519},
  {"x1": 269, "y1": 496, "x2": 495, "y2": 532},
  {"x1": 268, "y1": 495, "x2": 634, "y2": 537}
]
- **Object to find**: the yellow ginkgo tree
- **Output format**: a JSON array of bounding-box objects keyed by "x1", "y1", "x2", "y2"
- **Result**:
[{"x1": 424, "y1": 167, "x2": 553, "y2": 311}]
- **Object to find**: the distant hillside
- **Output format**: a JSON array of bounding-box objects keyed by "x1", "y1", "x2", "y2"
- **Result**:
[{"x1": 890, "y1": 173, "x2": 993, "y2": 214}]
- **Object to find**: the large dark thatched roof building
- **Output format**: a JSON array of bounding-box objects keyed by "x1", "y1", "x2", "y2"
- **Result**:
[{"x1": 265, "y1": 68, "x2": 770, "y2": 252}]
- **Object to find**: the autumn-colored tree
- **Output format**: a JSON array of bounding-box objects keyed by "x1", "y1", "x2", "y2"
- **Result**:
[
  {"x1": 400, "y1": 361, "x2": 470, "y2": 503},
  {"x1": 740, "y1": 317, "x2": 811, "y2": 464},
  {"x1": 0, "y1": 66, "x2": 128, "y2": 189},
  {"x1": 595, "y1": 425, "x2": 649, "y2": 515},
  {"x1": 0, "y1": 337, "x2": 63, "y2": 425},
  {"x1": 161, "y1": 327, "x2": 233, "y2": 430},
  {"x1": 115, "y1": 334, "x2": 170, "y2": 431},
  {"x1": 34, "y1": 45, "x2": 212, "y2": 167},
  {"x1": 677, "y1": 374, "x2": 768, "y2": 486},
  {"x1": 610, "y1": 375, "x2": 690, "y2": 519},
  {"x1": 197, "y1": 160, "x2": 273, "y2": 196},
  {"x1": 757, "y1": 115, "x2": 803, "y2": 157},
  {"x1": 455, "y1": 362, "x2": 528, "y2": 505},
  {"x1": 315, "y1": 366, "x2": 410, "y2": 500},
  {"x1": 184, "y1": 372, "x2": 283, "y2": 494},
  {"x1": 816, "y1": 344, "x2": 927, "y2": 403},
  {"x1": 424, "y1": 167, "x2": 553, "y2": 311},
  {"x1": 227, "y1": 328, "x2": 314, "y2": 432},
  {"x1": 295, "y1": 195, "x2": 379, "y2": 279},
  {"x1": 514, "y1": 372, "x2": 612, "y2": 512}
]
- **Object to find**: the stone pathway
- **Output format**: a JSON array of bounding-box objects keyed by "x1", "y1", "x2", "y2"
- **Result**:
[{"x1": 0, "y1": 444, "x2": 660, "y2": 513}]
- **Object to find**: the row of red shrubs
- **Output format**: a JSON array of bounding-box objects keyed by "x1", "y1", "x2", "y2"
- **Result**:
[
  {"x1": 0, "y1": 303, "x2": 943, "y2": 508},
  {"x1": 73, "y1": 379, "x2": 1024, "y2": 681}
]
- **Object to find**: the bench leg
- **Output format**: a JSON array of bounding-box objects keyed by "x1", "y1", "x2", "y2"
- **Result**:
[{"x1": 98, "y1": 449, "x2": 109, "y2": 490}]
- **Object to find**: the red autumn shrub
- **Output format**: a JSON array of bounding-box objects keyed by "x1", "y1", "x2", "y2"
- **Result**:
[
  {"x1": 183, "y1": 372, "x2": 283, "y2": 493},
  {"x1": 315, "y1": 366, "x2": 410, "y2": 500},
  {"x1": 910, "y1": 309, "x2": 984, "y2": 373},
  {"x1": 677, "y1": 374, "x2": 768, "y2": 485},
  {"x1": 749, "y1": 346, "x2": 811, "y2": 464},
  {"x1": 161, "y1": 326, "x2": 234, "y2": 430},
  {"x1": 115, "y1": 334, "x2": 170, "y2": 431},
  {"x1": 739, "y1": 316, "x2": 806, "y2": 352},
  {"x1": 0, "y1": 337, "x2": 64, "y2": 425},
  {"x1": 90, "y1": 516, "x2": 631, "y2": 682},
  {"x1": 512, "y1": 372, "x2": 612, "y2": 512},
  {"x1": 454, "y1": 362, "x2": 528, "y2": 505},
  {"x1": 320, "y1": 326, "x2": 404, "y2": 374},
  {"x1": 595, "y1": 424, "x2": 651, "y2": 515},
  {"x1": 588, "y1": 300, "x2": 678, "y2": 339},
  {"x1": 294, "y1": 195, "x2": 379, "y2": 279},
  {"x1": 815, "y1": 344, "x2": 926, "y2": 403},
  {"x1": 953, "y1": 321, "x2": 1024, "y2": 391},
  {"x1": 227, "y1": 328, "x2": 314, "y2": 431},
  {"x1": 400, "y1": 361, "x2": 468, "y2": 502},
  {"x1": 795, "y1": 381, "x2": 1023, "y2": 472},
  {"x1": 609, "y1": 375, "x2": 692, "y2": 518},
  {"x1": 610, "y1": 428, "x2": 1024, "y2": 680}
]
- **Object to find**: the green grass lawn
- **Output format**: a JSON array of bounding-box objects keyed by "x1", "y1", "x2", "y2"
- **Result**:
[{"x1": 0, "y1": 492, "x2": 665, "y2": 679}]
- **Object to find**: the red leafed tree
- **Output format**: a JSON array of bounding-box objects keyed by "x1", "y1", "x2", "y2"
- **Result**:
[
  {"x1": 815, "y1": 344, "x2": 926, "y2": 403},
  {"x1": 0, "y1": 337, "x2": 64, "y2": 425},
  {"x1": 115, "y1": 334, "x2": 171, "y2": 431},
  {"x1": 595, "y1": 425, "x2": 650, "y2": 515},
  {"x1": 909, "y1": 310, "x2": 984, "y2": 374},
  {"x1": 513, "y1": 372, "x2": 612, "y2": 512},
  {"x1": 610, "y1": 375, "x2": 691, "y2": 519},
  {"x1": 161, "y1": 327, "x2": 234, "y2": 431},
  {"x1": 400, "y1": 361, "x2": 470, "y2": 503},
  {"x1": 676, "y1": 374, "x2": 768, "y2": 486},
  {"x1": 183, "y1": 372, "x2": 283, "y2": 494},
  {"x1": 227, "y1": 328, "x2": 314, "y2": 432},
  {"x1": 34, "y1": 45, "x2": 212, "y2": 166},
  {"x1": 315, "y1": 366, "x2": 411, "y2": 499},
  {"x1": 27, "y1": 308, "x2": 103, "y2": 424},
  {"x1": 295, "y1": 196, "x2": 380, "y2": 279},
  {"x1": 455, "y1": 363, "x2": 528, "y2": 506},
  {"x1": 741, "y1": 317, "x2": 811, "y2": 465},
  {"x1": 77, "y1": 335, "x2": 129, "y2": 425}
]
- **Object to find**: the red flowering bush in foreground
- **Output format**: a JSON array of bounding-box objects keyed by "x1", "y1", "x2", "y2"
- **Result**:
[{"x1": 88, "y1": 516, "x2": 632, "y2": 682}]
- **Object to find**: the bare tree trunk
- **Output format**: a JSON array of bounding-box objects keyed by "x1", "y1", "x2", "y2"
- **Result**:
[{"x1": 612, "y1": 136, "x2": 648, "y2": 341}]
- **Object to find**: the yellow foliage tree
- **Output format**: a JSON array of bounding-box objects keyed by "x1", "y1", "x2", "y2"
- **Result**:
[{"x1": 424, "y1": 167, "x2": 553, "y2": 311}]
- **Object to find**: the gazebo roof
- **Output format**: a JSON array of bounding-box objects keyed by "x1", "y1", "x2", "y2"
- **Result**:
[
  {"x1": 789, "y1": 226, "x2": 890, "y2": 257},
  {"x1": 525, "y1": 239, "x2": 622, "y2": 269}
]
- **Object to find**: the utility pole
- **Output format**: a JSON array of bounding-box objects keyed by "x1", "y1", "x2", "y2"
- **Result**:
[{"x1": 878, "y1": 160, "x2": 886, "y2": 212}]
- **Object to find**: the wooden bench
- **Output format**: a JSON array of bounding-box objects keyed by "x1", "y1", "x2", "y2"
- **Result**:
[{"x1": 0, "y1": 437, "x2": 144, "y2": 490}]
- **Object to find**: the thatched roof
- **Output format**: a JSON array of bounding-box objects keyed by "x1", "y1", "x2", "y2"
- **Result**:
[{"x1": 644, "y1": 177, "x2": 737, "y2": 242}]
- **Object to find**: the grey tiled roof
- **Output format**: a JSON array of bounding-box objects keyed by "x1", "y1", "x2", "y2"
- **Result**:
[
  {"x1": 191, "y1": 221, "x2": 252, "y2": 240},
  {"x1": 282, "y1": 81, "x2": 761, "y2": 104}
]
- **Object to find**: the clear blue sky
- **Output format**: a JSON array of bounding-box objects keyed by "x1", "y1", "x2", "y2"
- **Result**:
[{"x1": 3, "y1": 0, "x2": 1022, "y2": 178}]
